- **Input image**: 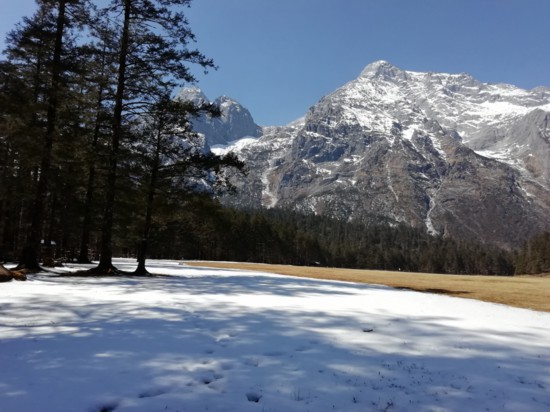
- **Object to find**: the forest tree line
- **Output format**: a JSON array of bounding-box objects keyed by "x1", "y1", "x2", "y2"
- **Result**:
[
  {"x1": 0, "y1": 0, "x2": 242, "y2": 276},
  {"x1": 141, "y1": 197, "x2": 533, "y2": 276}
]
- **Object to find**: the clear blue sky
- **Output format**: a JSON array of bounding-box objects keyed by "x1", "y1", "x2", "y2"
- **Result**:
[{"x1": 1, "y1": 0, "x2": 549, "y2": 126}]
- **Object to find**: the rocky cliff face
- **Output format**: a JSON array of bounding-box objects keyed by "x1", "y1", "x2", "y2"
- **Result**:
[
  {"x1": 215, "y1": 62, "x2": 550, "y2": 248},
  {"x1": 178, "y1": 87, "x2": 262, "y2": 147}
]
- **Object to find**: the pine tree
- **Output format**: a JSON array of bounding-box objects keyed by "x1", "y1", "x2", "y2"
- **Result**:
[
  {"x1": 76, "y1": 17, "x2": 118, "y2": 263},
  {"x1": 1, "y1": 1, "x2": 90, "y2": 271},
  {"x1": 90, "y1": 0, "x2": 215, "y2": 273},
  {"x1": 128, "y1": 96, "x2": 234, "y2": 275},
  {"x1": 516, "y1": 232, "x2": 550, "y2": 274}
]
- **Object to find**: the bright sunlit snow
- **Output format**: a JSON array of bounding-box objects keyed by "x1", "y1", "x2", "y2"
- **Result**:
[
  {"x1": 1, "y1": 259, "x2": 549, "y2": 411},
  {"x1": 210, "y1": 137, "x2": 259, "y2": 156}
]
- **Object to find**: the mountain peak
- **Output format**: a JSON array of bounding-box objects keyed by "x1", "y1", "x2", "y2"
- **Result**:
[
  {"x1": 364, "y1": 60, "x2": 393, "y2": 69},
  {"x1": 177, "y1": 87, "x2": 209, "y2": 104},
  {"x1": 360, "y1": 60, "x2": 404, "y2": 79},
  {"x1": 220, "y1": 61, "x2": 550, "y2": 248},
  {"x1": 215, "y1": 95, "x2": 238, "y2": 105},
  {"x1": 183, "y1": 91, "x2": 261, "y2": 146}
]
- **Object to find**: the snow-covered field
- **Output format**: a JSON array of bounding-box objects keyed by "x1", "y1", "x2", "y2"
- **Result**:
[{"x1": 1, "y1": 259, "x2": 549, "y2": 412}]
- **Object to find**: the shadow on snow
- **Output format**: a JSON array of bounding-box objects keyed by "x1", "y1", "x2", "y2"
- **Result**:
[{"x1": 0, "y1": 260, "x2": 548, "y2": 411}]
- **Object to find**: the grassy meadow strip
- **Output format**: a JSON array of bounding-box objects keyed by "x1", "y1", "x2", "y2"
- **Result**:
[{"x1": 185, "y1": 261, "x2": 550, "y2": 312}]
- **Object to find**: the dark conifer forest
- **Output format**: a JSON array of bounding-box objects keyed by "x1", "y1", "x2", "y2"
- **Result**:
[
  {"x1": 136, "y1": 196, "x2": 518, "y2": 276},
  {"x1": 0, "y1": 1, "x2": 547, "y2": 277},
  {"x1": 0, "y1": 0, "x2": 242, "y2": 275}
]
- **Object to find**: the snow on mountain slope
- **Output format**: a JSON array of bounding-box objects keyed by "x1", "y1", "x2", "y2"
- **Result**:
[
  {"x1": 178, "y1": 88, "x2": 262, "y2": 147},
  {"x1": 354, "y1": 61, "x2": 550, "y2": 184},
  {"x1": 218, "y1": 123, "x2": 302, "y2": 209},
  {"x1": 218, "y1": 61, "x2": 550, "y2": 248}
]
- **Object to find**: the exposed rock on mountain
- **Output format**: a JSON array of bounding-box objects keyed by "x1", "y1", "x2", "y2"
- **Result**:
[
  {"x1": 216, "y1": 61, "x2": 550, "y2": 248},
  {"x1": 178, "y1": 87, "x2": 262, "y2": 147}
]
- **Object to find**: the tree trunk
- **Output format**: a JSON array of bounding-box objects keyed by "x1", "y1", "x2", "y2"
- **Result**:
[
  {"x1": 0, "y1": 141, "x2": 8, "y2": 261},
  {"x1": 78, "y1": 81, "x2": 105, "y2": 264},
  {"x1": 91, "y1": 0, "x2": 131, "y2": 274},
  {"x1": 42, "y1": 194, "x2": 57, "y2": 264},
  {"x1": 0, "y1": 195, "x2": 5, "y2": 262},
  {"x1": 134, "y1": 239, "x2": 150, "y2": 276},
  {"x1": 78, "y1": 163, "x2": 95, "y2": 263},
  {"x1": 133, "y1": 130, "x2": 161, "y2": 277},
  {"x1": 16, "y1": 0, "x2": 67, "y2": 272},
  {"x1": 133, "y1": 167, "x2": 158, "y2": 277}
]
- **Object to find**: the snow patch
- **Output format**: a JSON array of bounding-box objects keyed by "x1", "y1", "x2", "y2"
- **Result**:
[
  {"x1": 386, "y1": 163, "x2": 399, "y2": 202},
  {"x1": 210, "y1": 136, "x2": 258, "y2": 155},
  {"x1": 402, "y1": 127, "x2": 417, "y2": 141},
  {"x1": 1, "y1": 259, "x2": 549, "y2": 412},
  {"x1": 425, "y1": 189, "x2": 440, "y2": 236}
]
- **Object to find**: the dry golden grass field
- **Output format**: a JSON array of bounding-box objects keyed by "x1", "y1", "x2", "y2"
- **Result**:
[{"x1": 185, "y1": 261, "x2": 550, "y2": 312}]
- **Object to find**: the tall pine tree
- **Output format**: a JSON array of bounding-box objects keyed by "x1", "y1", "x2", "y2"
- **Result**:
[
  {"x1": 90, "y1": 0, "x2": 215, "y2": 273},
  {"x1": 2, "y1": 1, "x2": 90, "y2": 271}
]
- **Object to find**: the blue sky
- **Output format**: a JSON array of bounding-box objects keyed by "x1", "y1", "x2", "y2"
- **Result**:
[{"x1": 1, "y1": 0, "x2": 549, "y2": 126}]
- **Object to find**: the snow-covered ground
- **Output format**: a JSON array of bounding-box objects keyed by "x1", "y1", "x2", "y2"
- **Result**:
[{"x1": 1, "y1": 259, "x2": 549, "y2": 412}]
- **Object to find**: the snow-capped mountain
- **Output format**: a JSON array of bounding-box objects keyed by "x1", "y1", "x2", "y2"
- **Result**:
[
  {"x1": 218, "y1": 61, "x2": 550, "y2": 248},
  {"x1": 178, "y1": 87, "x2": 262, "y2": 147}
]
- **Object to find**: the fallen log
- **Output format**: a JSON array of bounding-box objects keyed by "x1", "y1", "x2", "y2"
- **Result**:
[
  {"x1": 0, "y1": 264, "x2": 13, "y2": 282},
  {"x1": 0, "y1": 264, "x2": 27, "y2": 282}
]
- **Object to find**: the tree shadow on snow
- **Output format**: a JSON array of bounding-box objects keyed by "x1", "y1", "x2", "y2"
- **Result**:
[{"x1": 1, "y1": 262, "x2": 549, "y2": 411}]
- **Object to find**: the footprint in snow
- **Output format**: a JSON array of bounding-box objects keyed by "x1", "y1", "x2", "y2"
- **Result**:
[
  {"x1": 246, "y1": 392, "x2": 262, "y2": 403},
  {"x1": 220, "y1": 361, "x2": 234, "y2": 371},
  {"x1": 95, "y1": 401, "x2": 119, "y2": 412},
  {"x1": 199, "y1": 372, "x2": 224, "y2": 385},
  {"x1": 243, "y1": 357, "x2": 261, "y2": 367},
  {"x1": 138, "y1": 387, "x2": 167, "y2": 399},
  {"x1": 263, "y1": 350, "x2": 285, "y2": 357}
]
